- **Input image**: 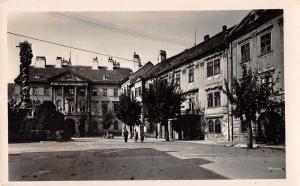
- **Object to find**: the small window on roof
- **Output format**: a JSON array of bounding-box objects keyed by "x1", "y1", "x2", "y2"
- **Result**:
[
  {"x1": 103, "y1": 75, "x2": 110, "y2": 80},
  {"x1": 34, "y1": 73, "x2": 41, "y2": 79}
]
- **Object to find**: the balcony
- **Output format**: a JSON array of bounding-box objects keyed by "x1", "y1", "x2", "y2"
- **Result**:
[{"x1": 181, "y1": 109, "x2": 203, "y2": 116}]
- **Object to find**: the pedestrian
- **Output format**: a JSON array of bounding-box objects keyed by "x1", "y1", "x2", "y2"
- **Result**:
[
  {"x1": 123, "y1": 128, "x2": 128, "y2": 143},
  {"x1": 134, "y1": 129, "x2": 138, "y2": 143},
  {"x1": 140, "y1": 132, "x2": 144, "y2": 143}
]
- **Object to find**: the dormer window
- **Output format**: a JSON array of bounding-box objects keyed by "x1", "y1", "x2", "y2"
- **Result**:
[
  {"x1": 35, "y1": 73, "x2": 41, "y2": 79},
  {"x1": 103, "y1": 75, "x2": 110, "y2": 80}
]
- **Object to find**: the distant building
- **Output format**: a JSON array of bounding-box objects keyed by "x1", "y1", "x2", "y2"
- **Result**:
[{"x1": 12, "y1": 56, "x2": 132, "y2": 136}]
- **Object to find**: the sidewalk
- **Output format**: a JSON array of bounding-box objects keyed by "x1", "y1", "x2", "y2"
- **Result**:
[{"x1": 171, "y1": 139, "x2": 285, "y2": 150}]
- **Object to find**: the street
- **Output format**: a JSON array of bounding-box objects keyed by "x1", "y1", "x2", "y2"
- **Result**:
[{"x1": 9, "y1": 137, "x2": 285, "y2": 180}]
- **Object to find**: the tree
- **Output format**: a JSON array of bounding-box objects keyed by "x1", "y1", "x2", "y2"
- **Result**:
[
  {"x1": 36, "y1": 101, "x2": 64, "y2": 131},
  {"x1": 102, "y1": 111, "x2": 115, "y2": 130},
  {"x1": 116, "y1": 93, "x2": 141, "y2": 138},
  {"x1": 143, "y1": 79, "x2": 186, "y2": 141},
  {"x1": 223, "y1": 64, "x2": 278, "y2": 148}
]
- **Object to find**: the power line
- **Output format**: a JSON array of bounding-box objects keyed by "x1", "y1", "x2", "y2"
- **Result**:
[
  {"x1": 7, "y1": 31, "x2": 141, "y2": 63},
  {"x1": 48, "y1": 12, "x2": 192, "y2": 46}
]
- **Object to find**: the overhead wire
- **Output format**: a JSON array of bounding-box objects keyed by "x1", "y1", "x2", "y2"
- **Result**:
[{"x1": 48, "y1": 12, "x2": 192, "y2": 46}]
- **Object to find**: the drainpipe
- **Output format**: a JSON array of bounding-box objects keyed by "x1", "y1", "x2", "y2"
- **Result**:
[{"x1": 230, "y1": 42, "x2": 234, "y2": 141}]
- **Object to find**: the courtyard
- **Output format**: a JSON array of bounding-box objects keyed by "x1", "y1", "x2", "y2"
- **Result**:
[{"x1": 9, "y1": 137, "x2": 285, "y2": 180}]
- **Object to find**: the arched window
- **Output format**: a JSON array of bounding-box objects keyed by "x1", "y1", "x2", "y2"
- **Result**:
[
  {"x1": 215, "y1": 119, "x2": 221, "y2": 133},
  {"x1": 208, "y1": 120, "x2": 214, "y2": 133}
]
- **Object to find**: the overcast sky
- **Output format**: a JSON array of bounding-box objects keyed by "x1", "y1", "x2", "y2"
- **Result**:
[{"x1": 7, "y1": 10, "x2": 250, "y2": 82}]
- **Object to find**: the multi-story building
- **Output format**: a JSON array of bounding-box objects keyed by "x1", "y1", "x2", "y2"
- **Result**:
[
  {"x1": 146, "y1": 26, "x2": 233, "y2": 141},
  {"x1": 13, "y1": 56, "x2": 131, "y2": 136},
  {"x1": 227, "y1": 9, "x2": 284, "y2": 143}
]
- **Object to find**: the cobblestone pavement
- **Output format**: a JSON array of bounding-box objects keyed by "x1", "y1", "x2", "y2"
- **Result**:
[{"x1": 9, "y1": 137, "x2": 285, "y2": 180}]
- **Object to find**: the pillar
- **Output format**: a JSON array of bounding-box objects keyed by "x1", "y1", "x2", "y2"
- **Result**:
[
  {"x1": 85, "y1": 86, "x2": 88, "y2": 112},
  {"x1": 157, "y1": 123, "x2": 161, "y2": 138},
  {"x1": 168, "y1": 120, "x2": 172, "y2": 140},
  {"x1": 62, "y1": 86, "x2": 65, "y2": 111},
  {"x1": 74, "y1": 86, "x2": 77, "y2": 113}
]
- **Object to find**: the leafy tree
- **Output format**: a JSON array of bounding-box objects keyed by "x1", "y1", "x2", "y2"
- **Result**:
[
  {"x1": 36, "y1": 101, "x2": 64, "y2": 131},
  {"x1": 143, "y1": 79, "x2": 186, "y2": 141},
  {"x1": 223, "y1": 64, "x2": 279, "y2": 148},
  {"x1": 102, "y1": 111, "x2": 115, "y2": 130},
  {"x1": 116, "y1": 93, "x2": 141, "y2": 138}
]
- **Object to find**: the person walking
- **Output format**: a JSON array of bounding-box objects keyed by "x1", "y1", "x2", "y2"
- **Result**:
[{"x1": 123, "y1": 128, "x2": 129, "y2": 143}]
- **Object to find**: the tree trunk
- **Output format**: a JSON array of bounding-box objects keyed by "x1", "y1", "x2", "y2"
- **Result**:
[
  {"x1": 129, "y1": 125, "x2": 133, "y2": 139},
  {"x1": 165, "y1": 122, "x2": 169, "y2": 141},
  {"x1": 247, "y1": 118, "x2": 253, "y2": 149}
]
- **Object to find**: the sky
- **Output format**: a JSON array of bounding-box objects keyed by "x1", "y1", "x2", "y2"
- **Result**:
[{"x1": 7, "y1": 10, "x2": 250, "y2": 83}]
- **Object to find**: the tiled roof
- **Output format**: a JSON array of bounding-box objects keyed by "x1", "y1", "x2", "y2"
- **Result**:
[
  {"x1": 228, "y1": 9, "x2": 283, "y2": 41},
  {"x1": 146, "y1": 27, "x2": 234, "y2": 78},
  {"x1": 129, "y1": 61, "x2": 154, "y2": 85},
  {"x1": 15, "y1": 65, "x2": 132, "y2": 85}
]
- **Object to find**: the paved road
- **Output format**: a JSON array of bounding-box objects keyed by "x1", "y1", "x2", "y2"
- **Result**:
[{"x1": 9, "y1": 137, "x2": 285, "y2": 180}]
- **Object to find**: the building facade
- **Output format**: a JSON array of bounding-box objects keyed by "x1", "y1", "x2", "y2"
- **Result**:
[
  {"x1": 228, "y1": 9, "x2": 284, "y2": 143},
  {"x1": 13, "y1": 56, "x2": 132, "y2": 136}
]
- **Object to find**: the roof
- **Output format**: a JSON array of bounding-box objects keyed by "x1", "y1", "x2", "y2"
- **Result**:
[
  {"x1": 228, "y1": 9, "x2": 283, "y2": 41},
  {"x1": 129, "y1": 61, "x2": 154, "y2": 85},
  {"x1": 14, "y1": 65, "x2": 132, "y2": 85},
  {"x1": 146, "y1": 26, "x2": 234, "y2": 78}
]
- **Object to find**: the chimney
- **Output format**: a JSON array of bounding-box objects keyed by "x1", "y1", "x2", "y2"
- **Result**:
[
  {"x1": 133, "y1": 52, "x2": 141, "y2": 72},
  {"x1": 35, "y1": 56, "x2": 46, "y2": 68},
  {"x1": 107, "y1": 57, "x2": 114, "y2": 70},
  {"x1": 159, "y1": 50, "x2": 166, "y2": 62},
  {"x1": 55, "y1": 57, "x2": 62, "y2": 68},
  {"x1": 92, "y1": 57, "x2": 98, "y2": 70},
  {"x1": 204, "y1": 35, "x2": 210, "y2": 41},
  {"x1": 222, "y1": 25, "x2": 227, "y2": 31}
]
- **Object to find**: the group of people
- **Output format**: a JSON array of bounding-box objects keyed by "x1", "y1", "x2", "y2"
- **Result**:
[{"x1": 123, "y1": 128, "x2": 144, "y2": 143}]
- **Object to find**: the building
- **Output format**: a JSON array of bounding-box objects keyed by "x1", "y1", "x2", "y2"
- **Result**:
[
  {"x1": 13, "y1": 56, "x2": 132, "y2": 136},
  {"x1": 227, "y1": 9, "x2": 284, "y2": 143},
  {"x1": 142, "y1": 26, "x2": 233, "y2": 141}
]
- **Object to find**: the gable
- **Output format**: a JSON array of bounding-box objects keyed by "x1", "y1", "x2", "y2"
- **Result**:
[{"x1": 50, "y1": 71, "x2": 90, "y2": 82}]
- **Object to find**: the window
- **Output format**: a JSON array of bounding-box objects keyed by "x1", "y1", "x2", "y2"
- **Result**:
[
  {"x1": 69, "y1": 88, "x2": 74, "y2": 95},
  {"x1": 102, "y1": 101, "x2": 108, "y2": 114},
  {"x1": 79, "y1": 88, "x2": 85, "y2": 96},
  {"x1": 57, "y1": 88, "x2": 62, "y2": 96},
  {"x1": 114, "y1": 89, "x2": 118, "y2": 97},
  {"x1": 188, "y1": 68, "x2": 194, "y2": 82},
  {"x1": 92, "y1": 89, "x2": 97, "y2": 96},
  {"x1": 208, "y1": 119, "x2": 222, "y2": 133},
  {"x1": 189, "y1": 97, "x2": 195, "y2": 111},
  {"x1": 103, "y1": 89, "x2": 107, "y2": 96},
  {"x1": 208, "y1": 120, "x2": 214, "y2": 133},
  {"x1": 138, "y1": 87, "x2": 142, "y2": 97},
  {"x1": 32, "y1": 87, "x2": 38, "y2": 96},
  {"x1": 261, "y1": 32, "x2": 271, "y2": 55},
  {"x1": 135, "y1": 88, "x2": 138, "y2": 97},
  {"x1": 113, "y1": 101, "x2": 119, "y2": 113},
  {"x1": 213, "y1": 59, "x2": 220, "y2": 75},
  {"x1": 91, "y1": 102, "x2": 98, "y2": 113},
  {"x1": 241, "y1": 120, "x2": 248, "y2": 133},
  {"x1": 207, "y1": 59, "x2": 220, "y2": 77},
  {"x1": 207, "y1": 93, "x2": 213, "y2": 108},
  {"x1": 175, "y1": 72, "x2": 180, "y2": 87},
  {"x1": 215, "y1": 119, "x2": 221, "y2": 133},
  {"x1": 241, "y1": 43, "x2": 250, "y2": 62},
  {"x1": 44, "y1": 87, "x2": 50, "y2": 96},
  {"x1": 207, "y1": 62, "x2": 213, "y2": 77},
  {"x1": 214, "y1": 92, "x2": 221, "y2": 107}
]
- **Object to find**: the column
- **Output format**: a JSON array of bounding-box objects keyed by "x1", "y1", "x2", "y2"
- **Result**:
[
  {"x1": 74, "y1": 86, "x2": 77, "y2": 113},
  {"x1": 51, "y1": 86, "x2": 54, "y2": 103},
  {"x1": 168, "y1": 119, "x2": 173, "y2": 140},
  {"x1": 62, "y1": 86, "x2": 65, "y2": 111},
  {"x1": 85, "y1": 86, "x2": 88, "y2": 112},
  {"x1": 157, "y1": 122, "x2": 161, "y2": 138}
]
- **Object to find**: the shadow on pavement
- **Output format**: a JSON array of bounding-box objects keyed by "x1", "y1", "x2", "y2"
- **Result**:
[{"x1": 9, "y1": 148, "x2": 227, "y2": 181}]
